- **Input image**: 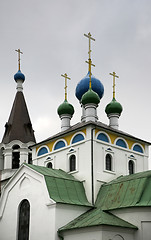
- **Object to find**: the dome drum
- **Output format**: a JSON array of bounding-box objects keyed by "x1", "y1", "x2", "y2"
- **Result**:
[
  {"x1": 108, "y1": 113, "x2": 120, "y2": 130},
  {"x1": 84, "y1": 103, "x2": 98, "y2": 122},
  {"x1": 60, "y1": 114, "x2": 72, "y2": 131}
]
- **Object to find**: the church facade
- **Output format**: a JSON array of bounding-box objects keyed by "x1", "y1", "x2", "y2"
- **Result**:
[{"x1": 0, "y1": 37, "x2": 151, "y2": 240}]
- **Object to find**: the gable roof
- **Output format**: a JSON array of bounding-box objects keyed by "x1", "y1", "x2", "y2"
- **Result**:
[
  {"x1": 25, "y1": 164, "x2": 91, "y2": 206},
  {"x1": 2, "y1": 92, "x2": 35, "y2": 144},
  {"x1": 59, "y1": 170, "x2": 151, "y2": 233},
  {"x1": 59, "y1": 208, "x2": 137, "y2": 232},
  {"x1": 31, "y1": 120, "x2": 151, "y2": 148},
  {"x1": 96, "y1": 170, "x2": 151, "y2": 210}
]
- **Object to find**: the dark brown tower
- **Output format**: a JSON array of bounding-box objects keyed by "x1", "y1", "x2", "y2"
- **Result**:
[{"x1": 2, "y1": 90, "x2": 36, "y2": 144}]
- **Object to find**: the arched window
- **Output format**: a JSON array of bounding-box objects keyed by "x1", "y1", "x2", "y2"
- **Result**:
[
  {"x1": 12, "y1": 145, "x2": 20, "y2": 169},
  {"x1": 47, "y1": 162, "x2": 53, "y2": 168},
  {"x1": 28, "y1": 152, "x2": 32, "y2": 164},
  {"x1": 129, "y1": 160, "x2": 134, "y2": 174},
  {"x1": 116, "y1": 139, "x2": 127, "y2": 148},
  {"x1": 69, "y1": 155, "x2": 76, "y2": 172},
  {"x1": 72, "y1": 134, "x2": 84, "y2": 144},
  {"x1": 97, "y1": 133, "x2": 109, "y2": 142},
  {"x1": 37, "y1": 147, "x2": 48, "y2": 156},
  {"x1": 18, "y1": 199, "x2": 30, "y2": 240},
  {"x1": 133, "y1": 144, "x2": 143, "y2": 153},
  {"x1": 54, "y1": 141, "x2": 65, "y2": 150},
  {"x1": 105, "y1": 154, "x2": 112, "y2": 171}
]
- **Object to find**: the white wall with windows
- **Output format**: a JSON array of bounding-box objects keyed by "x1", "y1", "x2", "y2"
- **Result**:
[{"x1": 32, "y1": 127, "x2": 149, "y2": 204}]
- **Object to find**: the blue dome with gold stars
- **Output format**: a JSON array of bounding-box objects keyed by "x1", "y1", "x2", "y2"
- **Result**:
[
  {"x1": 14, "y1": 70, "x2": 25, "y2": 82},
  {"x1": 75, "y1": 72, "x2": 104, "y2": 101}
]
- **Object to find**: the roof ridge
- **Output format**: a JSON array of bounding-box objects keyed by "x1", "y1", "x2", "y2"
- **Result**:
[
  {"x1": 104, "y1": 170, "x2": 151, "y2": 185},
  {"x1": 24, "y1": 163, "x2": 80, "y2": 181},
  {"x1": 58, "y1": 207, "x2": 137, "y2": 232}
]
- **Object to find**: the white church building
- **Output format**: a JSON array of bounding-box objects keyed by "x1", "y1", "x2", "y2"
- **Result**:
[{"x1": 0, "y1": 35, "x2": 151, "y2": 240}]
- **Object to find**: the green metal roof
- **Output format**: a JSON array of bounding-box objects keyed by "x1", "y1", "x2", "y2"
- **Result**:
[
  {"x1": 96, "y1": 170, "x2": 151, "y2": 210},
  {"x1": 24, "y1": 163, "x2": 75, "y2": 180},
  {"x1": 24, "y1": 164, "x2": 91, "y2": 206},
  {"x1": 59, "y1": 208, "x2": 137, "y2": 232},
  {"x1": 59, "y1": 171, "x2": 151, "y2": 232}
]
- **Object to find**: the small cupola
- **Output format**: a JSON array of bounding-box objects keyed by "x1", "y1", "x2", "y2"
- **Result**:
[
  {"x1": 57, "y1": 73, "x2": 74, "y2": 131},
  {"x1": 105, "y1": 72, "x2": 123, "y2": 129},
  {"x1": 14, "y1": 49, "x2": 25, "y2": 92}
]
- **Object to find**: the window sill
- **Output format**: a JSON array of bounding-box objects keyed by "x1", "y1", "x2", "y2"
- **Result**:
[
  {"x1": 68, "y1": 170, "x2": 78, "y2": 174},
  {"x1": 103, "y1": 169, "x2": 116, "y2": 175}
]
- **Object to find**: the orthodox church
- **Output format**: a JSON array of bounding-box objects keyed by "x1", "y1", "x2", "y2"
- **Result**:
[{"x1": 0, "y1": 34, "x2": 151, "y2": 240}]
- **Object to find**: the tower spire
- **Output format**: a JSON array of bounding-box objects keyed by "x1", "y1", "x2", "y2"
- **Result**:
[
  {"x1": 15, "y1": 49, "x2": 23, "y2": 71},
  {"x1": 109, "y1": 71, "x2": 119, "y2": 99},
  {"x1": 61, "y1": 73, "x2": 71, "y2": 101},
  {"x1": 84, "y1": 32, "x2": 95, "y2": 89}
]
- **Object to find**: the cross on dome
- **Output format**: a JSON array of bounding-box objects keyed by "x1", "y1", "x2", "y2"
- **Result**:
[
  {"x1": 84, "y1": 32, "x2": 95, "y2": 89},
  {"x1": 15, "y1": 48, "x2": 23, "y2": 71},
  {"x1": 109, "y1": 71, "x2": 119, "y2": 99},
  {"x1": 61, "y1": 73, "x2": 71, "y2": 101}
]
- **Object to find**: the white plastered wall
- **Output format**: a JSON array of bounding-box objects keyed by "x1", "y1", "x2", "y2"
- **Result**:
[
  {"x1": 32, "y1": 125, "x2": 149, "y2": 204},
  {"x1": 62, "y1": 225, "x2": 135, "y2": 240},
  {"x1": 0, "y1": 165, "x2": 91, "y2": 240},
  {"x1": 111, "y1": 207, "x2": 151, "y2": 240}
]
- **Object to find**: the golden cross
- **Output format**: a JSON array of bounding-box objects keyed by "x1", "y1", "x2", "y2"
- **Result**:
[
  {"x1": 84, "y1": 32, "x2": 95, "y2": 89},
  {"x1": 61, "y1": 73, "x2": 71, "y2": 101},
  {"x1": 84, "y1": 32, "x2": 95, "y2": 60},
  {"x1": 109, "y1": 72, "x2": 119, "y2": 99},
  {"x1": 15, "y1": 48, "x2": 23, "y2": 71}
]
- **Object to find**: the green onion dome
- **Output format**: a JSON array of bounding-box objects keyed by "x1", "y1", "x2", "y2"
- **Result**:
[
  {"x1": 57, "y1": 100, "x2": 74, "y2": 116},
  {"x1": 105, "y1": 98, "x2": 123, "y2": 115},
  {"x1": 81, "y1": 88, "x2": 100, "y2": 105}
]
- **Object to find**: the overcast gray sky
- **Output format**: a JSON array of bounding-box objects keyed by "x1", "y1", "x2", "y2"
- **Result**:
[{"x1": 0, "y1": 1, "x2": 151, "y2": 155}]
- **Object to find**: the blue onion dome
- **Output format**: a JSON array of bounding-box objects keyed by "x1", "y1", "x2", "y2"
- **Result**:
[
  {"x1": 14, "y1": 70, "x2": 25, "y2": 82},
  {"x1": 105, "y1": 98, "x2": 123, "y2": 115},
  {"x1": 75, "y1": 72, "x2": 104, "y2": 101},
  {"x1": 81, "y1": 88, "x2": 100, "y2": 105},
  {"x1": 57, "y1": 100, "x2": 74, "y2": 116}
]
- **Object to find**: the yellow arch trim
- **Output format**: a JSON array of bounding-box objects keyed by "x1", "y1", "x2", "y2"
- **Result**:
[
  {"x1": 95, "y1": 128, "x2": 145, "y2": 150},
  {"x1": 36, "y1": 128, "x2": 86, "y2": 153}
]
